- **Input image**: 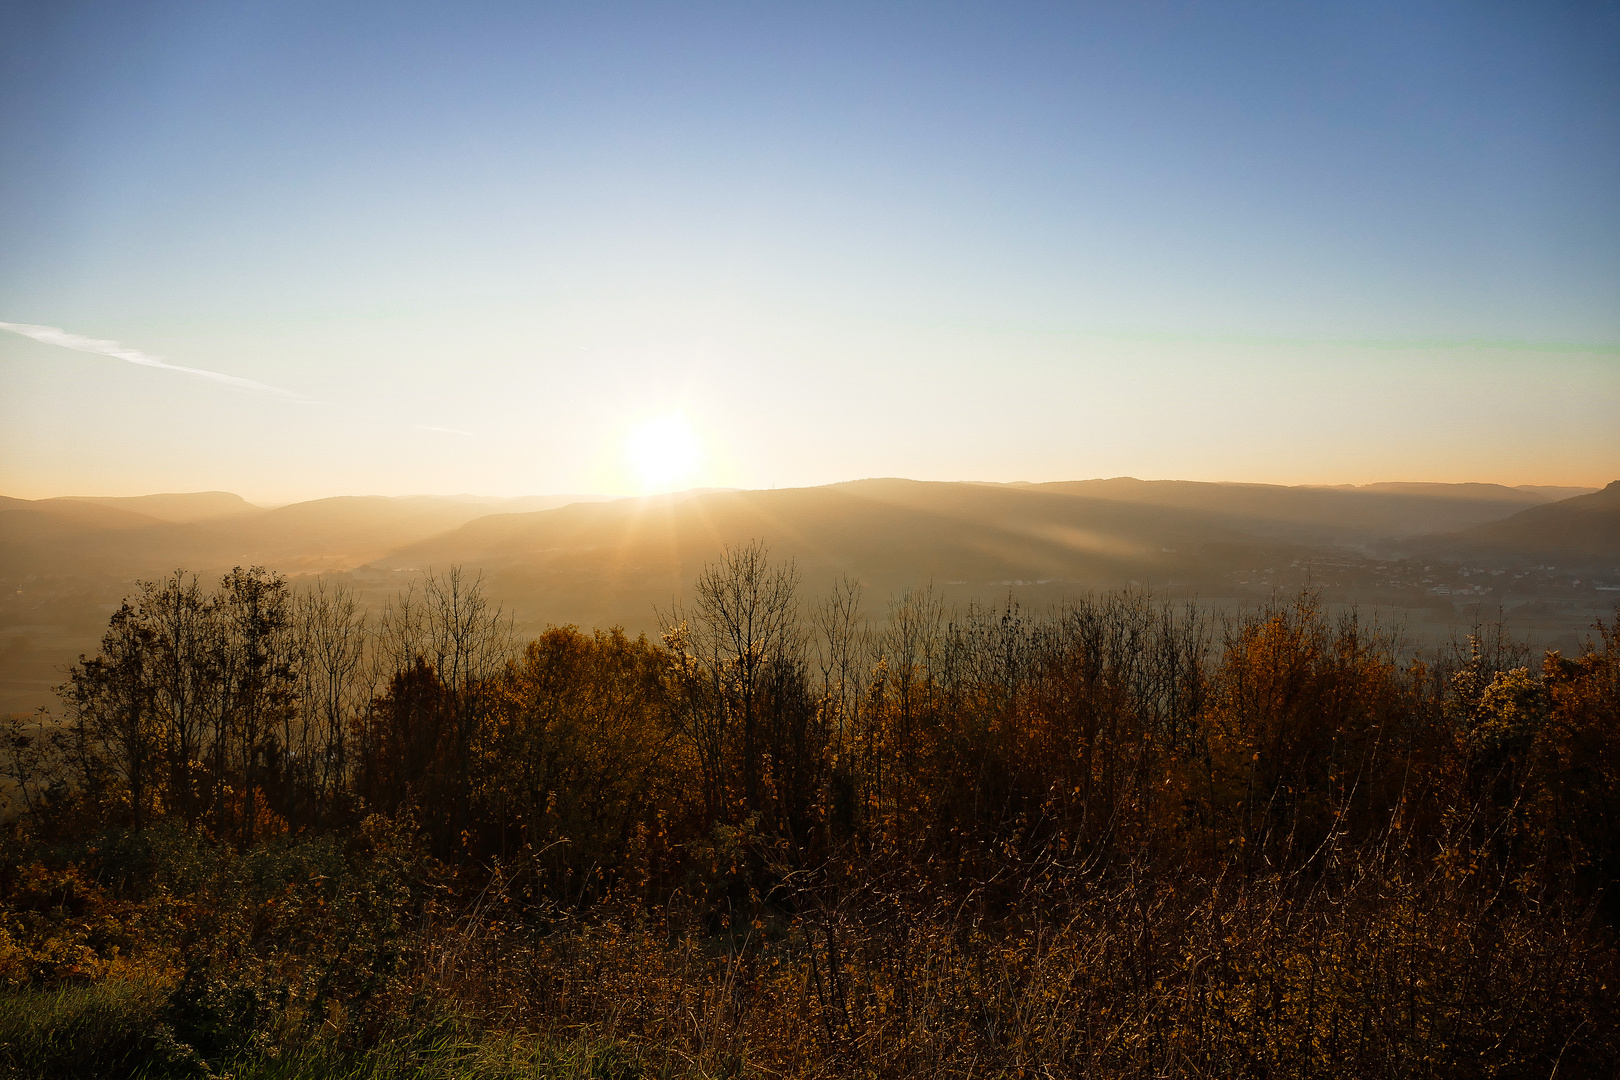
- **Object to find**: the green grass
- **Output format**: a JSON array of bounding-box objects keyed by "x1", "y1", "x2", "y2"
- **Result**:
[
  {"x1": 0, "y1": 975, "x2": 201, "y2": 1080},
  {"x1": 1, "y1": 984, "x2": 700, "y2": 1080}
]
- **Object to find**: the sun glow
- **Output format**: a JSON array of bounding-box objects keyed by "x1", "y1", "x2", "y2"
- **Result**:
[{"x1": 624, "y1": 413, "x2": 703, "y2": 493}]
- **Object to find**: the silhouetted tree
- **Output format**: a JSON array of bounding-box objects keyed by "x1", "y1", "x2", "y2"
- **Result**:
[{"x1": 666, "y1": 540, "x2": 802, "y2": 820}]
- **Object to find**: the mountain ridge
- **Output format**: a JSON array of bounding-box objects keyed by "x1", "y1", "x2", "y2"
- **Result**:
[{"x1": 1423, "y1": 481, "x2": 1620, "y2": 564}]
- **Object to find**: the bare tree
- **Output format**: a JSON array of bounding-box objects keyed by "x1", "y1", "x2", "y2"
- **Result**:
[
  {"x1": 296, "y1": 578, "x2": 370, "y2": 828},
  {"x1": 140, "y1": 571, "x2": 218, "y2": 825},
  {"x1": 878, "y1": 583, "x2": 947, "y2": 810},
  {"x1": 658, "y1": 615, "x2": 725, "y2": 820},
  {"x1": 215, "y1": 566, "x2": 298, "y2": 845},
  {"x1": 0, "y1": 709, "x2": 64, "y2": 821},
  {"x1": 813, "y1": 574, "x2": 868, "y2": 764},
  {"x1": 374, "y1": 567, "x2": 511, "y2": 695},
  {"x1": 678, "y1": 540, "x2": 802, "y2": 816},
  {"x1": 374, "y1": 566, "x2": 512, "y2": 847}
]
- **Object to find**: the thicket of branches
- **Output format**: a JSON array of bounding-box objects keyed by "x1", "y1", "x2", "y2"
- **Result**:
[{"x1": 3, "y1": 545, "x2": 1618, "y2": 1078}]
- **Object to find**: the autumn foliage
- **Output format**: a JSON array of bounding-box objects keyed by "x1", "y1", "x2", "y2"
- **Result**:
[{"x1": 2, "y1": 548, "x2": 1617, "y2": 1078}]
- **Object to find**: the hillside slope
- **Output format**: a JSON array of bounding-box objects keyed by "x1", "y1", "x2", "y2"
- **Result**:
[
  {"x1": 375, "y1": 477, "x2": 1532, "y2": 634},
  {"x1": 1434, "y1": 481, "x2": 1620, "y2": 563}
]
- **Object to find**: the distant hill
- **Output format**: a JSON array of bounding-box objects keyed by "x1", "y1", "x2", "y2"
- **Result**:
[
  {"x1": 0, "y1": 496, "x2": 225, "y2": 577},
  {"x1": 1513, "y1": 485, "x2": 1600, "y2": 502},
  {"x1": 363, "y1": 479, "x2": 1266, "y2": 634},
  {"x1": 380, "y1": 478, "x2": 1252, "y2": 577},
  {"x1": 1, "y1": 495, "x2": 167, "y2": 535},
  {"x1": 57, "y1": 491, "x2": 261, "y2": 523},
  {"x1": 416, "y1": 493, "x2": 610, "y2": 512},
  {"x1": 1426, "y1": 482, "x2": 1620, "y2": 564},
  {"x1": 1024, "y1": 479, "x2": 1547, "y2": 545},
  {"x1": 0, "y1": 492, "x2": 614, "y2": 578},
  {"x1": 196, "y1": 495, "x2": 586, "y2": 573},
  {"x1": 370, "y1": 477, "x2": 1574, "y2": 635},
  {"x1": 1, "y1": 479, "x2": 1597, "y2": 599}
]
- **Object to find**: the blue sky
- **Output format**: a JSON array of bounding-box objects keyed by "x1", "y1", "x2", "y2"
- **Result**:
[{"x1": 2, "y1": 1, "x2": 1616, "y2": 500}]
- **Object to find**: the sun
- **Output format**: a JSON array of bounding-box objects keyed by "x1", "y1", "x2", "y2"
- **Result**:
[{"x1": 624, "y1": 413, "x2": 703, "y2": 493}]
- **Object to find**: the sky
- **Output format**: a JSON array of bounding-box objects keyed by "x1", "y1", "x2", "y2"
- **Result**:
[{"x1": 1, "y1": 1, "x2": 1617, "y2": 503}]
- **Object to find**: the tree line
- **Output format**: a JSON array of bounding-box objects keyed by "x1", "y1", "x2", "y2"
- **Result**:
[{"x1": 12, "y1": 547, "x2": 1615, "y2": 904}]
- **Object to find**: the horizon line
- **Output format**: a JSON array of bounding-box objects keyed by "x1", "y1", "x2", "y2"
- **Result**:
[{"x1": 9, "y1": 475, "x2": 1610, "y2": 508}]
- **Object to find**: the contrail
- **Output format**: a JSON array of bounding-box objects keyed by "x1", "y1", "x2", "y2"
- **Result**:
[
  {"x1": 3, "y1": 319, "x2": 477, "y2": 436},
  {"x1": 0, "y1": 320, "x2": 309, "y2": 399}
]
